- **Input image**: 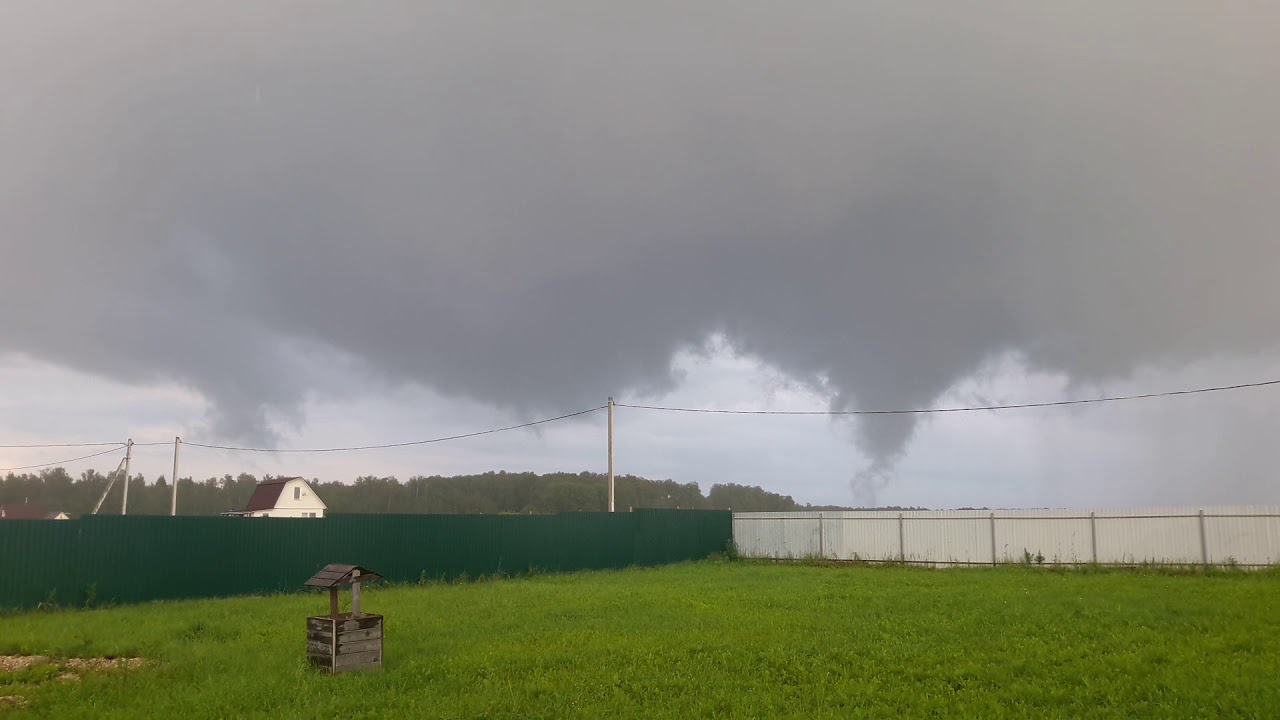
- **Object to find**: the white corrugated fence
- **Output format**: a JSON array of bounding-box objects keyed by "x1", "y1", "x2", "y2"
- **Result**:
[{"x1": 733, "y1": 505, "x2": 1280, "y2": 567}]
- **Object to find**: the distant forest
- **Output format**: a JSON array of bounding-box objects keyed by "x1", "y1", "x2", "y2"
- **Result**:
[{"x1": 0, "y1": 468, "x2": 928, "y2": 516}]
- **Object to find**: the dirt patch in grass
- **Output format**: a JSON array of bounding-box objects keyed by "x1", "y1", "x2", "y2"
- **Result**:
[
  {"x1": 0, "y1": 656, "x2": 46, "y2": 673},
  {"x1": 0, "y1": 654, "x2": 144, "y2": 692},
  {"x1": 63, "y1": 657, "x2": 145, "y2": 672},
  {"x1": 0, "y1": 655, "x2": 143, "y2": 673},
  {"x1": 1, "y1": 654, "x2": 145, "y2": 713}
]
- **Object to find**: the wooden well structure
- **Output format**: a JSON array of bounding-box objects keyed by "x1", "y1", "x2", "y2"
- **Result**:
[{"x1": 305, "y1": 564, "x2": 384, "y2": 673}]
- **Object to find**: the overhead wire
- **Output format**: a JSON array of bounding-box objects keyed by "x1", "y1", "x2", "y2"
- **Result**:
[
  {"x1": 2, "y1": 377, "x2": 1278, "y2": 459},
  {"x1": 0, "y1": 441, "x2": 124, "y2": 449},
  {"x1": 0, "y1": 446, "x2": 125, "y2": 472},
  {"x1": 181, "y1": 406, "x2": 607, "y2": 453},
  {"x1": 614, "y1": 378, "x2": 1280, "y2": 416}
]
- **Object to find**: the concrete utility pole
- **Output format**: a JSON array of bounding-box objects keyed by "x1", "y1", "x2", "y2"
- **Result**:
[
  {"x1": 170, "y1": 436, "x2": 181, "y2": 516},
  {"x1": 120, "y1": 439, "x2": 134, "y2": 515},
  {"x1": 607, "y1": 396, "x2": 615, "y2": 512},
  {"x1": 91, "y1": 455, "x2": 127, "y2": 515}
]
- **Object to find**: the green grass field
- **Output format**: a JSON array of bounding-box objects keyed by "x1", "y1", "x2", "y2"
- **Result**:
[{"x1": 2, "y1": 561, "x2": 1278, "y2": 718}]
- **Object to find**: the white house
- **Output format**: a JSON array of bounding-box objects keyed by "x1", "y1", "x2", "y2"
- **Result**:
[{"x1": 235, "y1": 477, "x2": 327, "y2": 518}]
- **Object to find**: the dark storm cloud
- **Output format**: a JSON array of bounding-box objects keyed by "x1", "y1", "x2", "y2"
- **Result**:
[{"x1": 3, "y1": 2, "x2": 1278, "y2": 478}]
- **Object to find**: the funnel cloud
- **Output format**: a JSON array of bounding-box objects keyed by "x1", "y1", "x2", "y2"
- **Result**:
[{"x1": 3, "y1": 3, "x2": 1278, "y2": 498}]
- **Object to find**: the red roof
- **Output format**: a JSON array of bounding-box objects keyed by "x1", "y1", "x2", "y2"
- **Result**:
[
  {"x1": 0, "y1": 503, "x2": 58, "y2": 520},
  {"x1": 242, "y1": 477, "x2": 304, "y2": 512}
]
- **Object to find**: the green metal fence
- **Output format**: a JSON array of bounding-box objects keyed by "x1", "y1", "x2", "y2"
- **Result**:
[{"x1": 0, "y1": 509, "x2": 732, "y2": 610}]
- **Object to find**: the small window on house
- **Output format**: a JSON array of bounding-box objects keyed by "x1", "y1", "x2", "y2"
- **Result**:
[
  {"x1": 262, "y1": 513, "x2": 269, "y2": 517},
  {"x1": 294, "y1": 486, "x2": 301, "y2": 500}
]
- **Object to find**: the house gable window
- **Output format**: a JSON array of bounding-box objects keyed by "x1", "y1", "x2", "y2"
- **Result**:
[{"x1": 294, "y1": 486, "x2": 301, "y2": 500}]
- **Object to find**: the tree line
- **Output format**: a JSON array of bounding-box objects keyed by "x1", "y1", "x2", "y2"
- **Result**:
[{"x1": 0, "y1": 467, "x2": 899, "y2": 516}]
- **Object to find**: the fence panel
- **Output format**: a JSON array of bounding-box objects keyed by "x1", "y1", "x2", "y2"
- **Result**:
[
  {"x1": 997, "y1": 510, "x2": 1093, "y2": 565},
  {"x1": 734, "y1": 505, "x2": 1280, "y2": 568},
  {"x1": 824, "y1": 514, "x2": 900, "y2": 562},
  {"x1": 0, "y1": 509, "x2": 732, "y2": 610},
  {"x1": 903, "y1": 513, "x2": 989, "y2": 565},
  {"x1": 1093, "y1": 513, "x2": 1201, "y2": 565},
  {"x1": 1204, "y1": 512, "x2": 1280, "y2": 566},
  {"x1": 1, "y1": 520, "x2": 81, "y2": 608},
  {"x1": 732, "y1": 514, "x2": 821, "y2": 559}
]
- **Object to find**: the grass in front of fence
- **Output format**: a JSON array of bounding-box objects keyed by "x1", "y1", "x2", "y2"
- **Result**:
[{"x1": 2, "y1": 561, "x2": 1278, "y2": 718}]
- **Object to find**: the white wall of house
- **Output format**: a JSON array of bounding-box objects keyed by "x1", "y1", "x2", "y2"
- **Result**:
[{"x1": 248, "y1": 478, "x2": 327, "y2": 518}]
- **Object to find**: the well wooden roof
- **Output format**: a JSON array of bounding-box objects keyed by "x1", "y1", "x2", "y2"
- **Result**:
[{"x1": 304, "y1": 564, "x2": 383, "y2": 588}]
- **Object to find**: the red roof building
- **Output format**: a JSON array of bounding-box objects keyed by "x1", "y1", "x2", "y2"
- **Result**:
[{"x1": 228, "y1": 477, "x2": 327, "y2": 518}]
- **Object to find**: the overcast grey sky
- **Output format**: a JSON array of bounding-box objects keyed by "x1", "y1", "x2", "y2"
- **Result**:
[{"x1": 2, "y1": 2, "x2": 1278, "y2": 507}]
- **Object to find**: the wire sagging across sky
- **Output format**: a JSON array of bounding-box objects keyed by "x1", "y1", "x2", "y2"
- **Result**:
[
  {"x1": 3, "y1": 376, "x2": 1279, "y2": 463},
  {"x1": 0, "y1": 446, "x2": 125, "y2": 472},
  {"x1": 614, "y1": 378, "x2": 1280, "y2": 416},
  {"x1": 181, "y1": 406, "x2": 607, "y2": 453},
  {"x1": 0, "y1": 441, "x2": 126, "y2": 449},
  {"x1": 1, "y1": 408, "x2": 606, "y2": 469}
]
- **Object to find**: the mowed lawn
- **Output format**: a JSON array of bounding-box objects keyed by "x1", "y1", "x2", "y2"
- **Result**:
[{"x1": 2, "y1": 562, "x2": 1278, "y2": 719}]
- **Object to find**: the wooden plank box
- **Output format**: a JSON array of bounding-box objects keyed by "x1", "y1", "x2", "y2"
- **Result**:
[{"x1": 307, "y1": 614, "x2": 384, "y2": 673}]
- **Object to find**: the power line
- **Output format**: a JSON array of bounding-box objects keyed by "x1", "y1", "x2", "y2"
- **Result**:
[
  {"x1": 0, "y1": 441, "x2": 124, "y2": 449},
  {"x1": 615, "y1": 378, "x2": 1280, "y2": 416},
  {"x1": 182, "y1": 406, "x2": 607, "y2": 453},
  {"x1": 3, "y1": 376, "x2": 1278, "y2": 455},
  {"x1": 0, "y1": 446, "x2": 124, "y2": 473}
]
